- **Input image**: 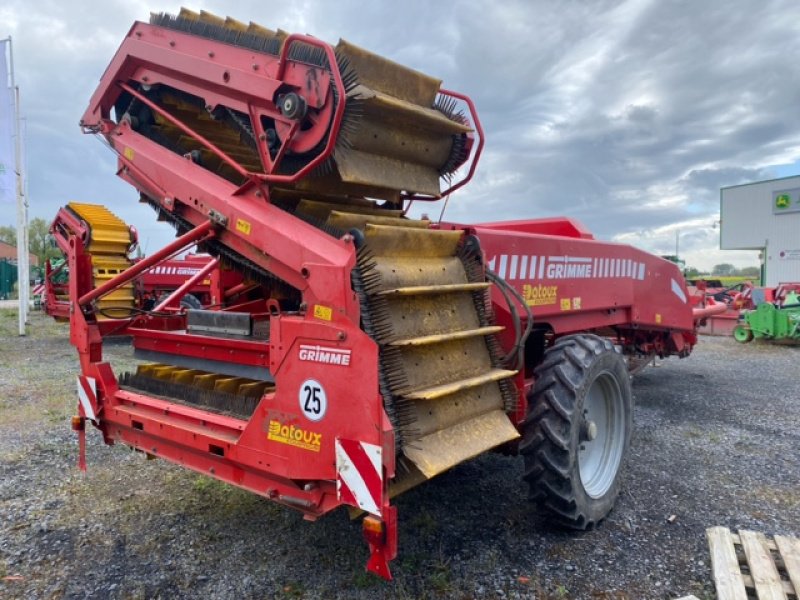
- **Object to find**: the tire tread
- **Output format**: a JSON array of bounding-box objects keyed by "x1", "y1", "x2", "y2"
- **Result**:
[{"x1": 520, "y1": 334, "x2": 626, "y2": 529}]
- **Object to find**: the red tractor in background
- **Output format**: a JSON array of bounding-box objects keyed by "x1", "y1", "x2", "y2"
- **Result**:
[{"x1": 61, "y1": 10, "x2": 723, "y2": 579}]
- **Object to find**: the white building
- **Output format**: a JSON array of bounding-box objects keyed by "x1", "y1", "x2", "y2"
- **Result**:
[{"x1": 720, "y1": 175, "x2": 800, "y2": 286}]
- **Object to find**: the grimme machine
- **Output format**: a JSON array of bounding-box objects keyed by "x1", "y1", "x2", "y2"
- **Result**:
[
  {"x1": 65, "y1": 10, "x2": 713, "y2": 578},
  {"x1": 46, "y1": 204, "x2": 245, "y2": 322}
]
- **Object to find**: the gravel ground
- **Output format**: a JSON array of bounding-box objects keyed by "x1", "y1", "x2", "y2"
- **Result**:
[{"x1": 1, "y1": 308, "x2": 798, "y2": 599}]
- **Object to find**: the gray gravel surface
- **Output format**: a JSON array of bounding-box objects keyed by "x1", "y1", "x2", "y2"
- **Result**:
[{"x1": 1, "y1": 309, "x2": 798, "y2": 599}]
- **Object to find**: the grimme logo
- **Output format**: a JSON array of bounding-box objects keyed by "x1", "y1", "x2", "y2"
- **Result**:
[
  {"x1": 488, "y1": 254, "x2": 646, "y2": 282},
  {"x1": 267, "y1": 420, "x2": 322, "y2": 452},
  {"x1": 298, "y1": 344, "x2": 351, "y2": 366}
]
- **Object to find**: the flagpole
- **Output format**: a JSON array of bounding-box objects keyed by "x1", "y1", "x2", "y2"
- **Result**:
[
  {"x1": 17, "y1": 87, "x2": 29, "y2": 325},
  {"x1": 7, "y1": 36, "x2": 26, "y2": 335}
]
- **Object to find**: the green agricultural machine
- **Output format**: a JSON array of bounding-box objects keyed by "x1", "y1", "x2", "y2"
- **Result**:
[
  {"x1": 734, "y1": 289, "x2": 800, "y2": 343},
  {"x1": 0, "y1": 259, "x2": 18, "y2": 300}
]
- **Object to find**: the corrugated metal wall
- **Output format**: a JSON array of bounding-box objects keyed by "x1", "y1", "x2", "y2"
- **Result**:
[{"x1": 721, "y1": 175, "x2": 800, "y2": 286}]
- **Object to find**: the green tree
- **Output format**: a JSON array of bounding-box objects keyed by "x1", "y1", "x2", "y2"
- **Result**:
[
  {"x1": 28, "y1": 217, "x2": 60, "y2": 267},
  {"x1": 712, "y1": 263, "x2": 735, "y2": 276},
  {"x1": 684, "y1": 266, "x2": 701, "y2": 278},
  {"x1": 738, "y1": 266, "x2": 760, "y2": 277},
  {"x1": 0, "y1": 225, "x2": 16, "y2": 246}
]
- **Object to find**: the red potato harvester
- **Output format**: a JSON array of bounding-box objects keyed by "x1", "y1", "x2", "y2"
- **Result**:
[
  {"x1": 64, "y1": 9, "x2": 721, "y2": 578},
  {"x1": 45, "y1": 206, "x2": 246, "y2": 323}
]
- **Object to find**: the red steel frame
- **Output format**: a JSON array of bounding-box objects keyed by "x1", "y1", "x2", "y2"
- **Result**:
[{"x1": 68, "y1": 19, "x2": 712, "y2": 579}]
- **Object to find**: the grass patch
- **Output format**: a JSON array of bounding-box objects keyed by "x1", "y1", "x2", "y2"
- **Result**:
[
  {"x1": 352, "y1": 569, "x2": 380, "y2": 589},
  {"x1": 409, "y1": 508, "x2": 438, "y2": 536}
]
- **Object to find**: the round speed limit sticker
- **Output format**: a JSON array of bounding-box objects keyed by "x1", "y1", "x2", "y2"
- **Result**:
[{"x1": 298, "y1": 379, "x2": 327, "y2": 421}]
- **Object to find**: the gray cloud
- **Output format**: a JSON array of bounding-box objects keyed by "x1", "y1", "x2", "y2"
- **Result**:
[{"x1": 2, "y1": 0, "x2": 799, "y2": 269}]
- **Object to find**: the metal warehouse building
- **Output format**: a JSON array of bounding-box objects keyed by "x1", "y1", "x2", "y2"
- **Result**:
[{"x1": 720, "y1": 175, "x2": 800, "y2": 286}]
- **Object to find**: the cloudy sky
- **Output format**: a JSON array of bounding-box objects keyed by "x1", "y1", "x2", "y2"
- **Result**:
[{"x1": 2, "y1": 0, "x2": 800, "y2": 270}]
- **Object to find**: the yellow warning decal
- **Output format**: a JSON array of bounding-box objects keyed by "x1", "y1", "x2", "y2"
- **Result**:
[
  {"x1": 522, "y1": 284, "x2": 558, "y2": 307},
  {"x1": 123, "y1": 147, "x2": 135, "y2": 160},
  {"x1": 655, "y1": 313, "x2": 662, "y2": 324},
  {"x1": 267, "y1": 420, "x2": 321, "y2": 452},
  {"x1": 560, "y1": 298, "x2": 572, "y2": 311},
  {"x1": 313, "y1": 304, "x2": 333, "y2": 321},
  {"x1": 236, "y1": 218, "x2": 251, "y2": 235}
]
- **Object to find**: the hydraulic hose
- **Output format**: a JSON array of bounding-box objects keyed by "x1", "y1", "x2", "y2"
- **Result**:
[{"x1": 486, "y1": 269, "x2": 534, "y2": 372}]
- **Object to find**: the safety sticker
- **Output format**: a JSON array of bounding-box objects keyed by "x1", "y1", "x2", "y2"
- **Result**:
[
  {"x1": 670, "y1": 278, "x2": 687, "y2": 303},
  {"x1": 313, "y1": 304, "x2": 333, "y2": 321},
  {"x1": 236, "y1": 218, "x2": 251, "y2": 235},
  {"x1": 336, "y1": 438, "x2": 382, "y2": 515},
  {"x1": 76, "y1": 375, "x2": 97, "y2": 422}
]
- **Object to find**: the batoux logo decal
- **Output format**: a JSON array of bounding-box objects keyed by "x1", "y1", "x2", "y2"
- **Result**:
[
  {"x1": 299, "y1": 379, "x2": 328, "y2": 421},
  {"x1": 298, "y1": 344, "x2": 351, "y2": 366},
  {"x1": 267, "y1": 420, "x2": 322, "y2": 452}
]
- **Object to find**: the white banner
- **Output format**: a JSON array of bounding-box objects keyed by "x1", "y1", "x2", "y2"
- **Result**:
[{"x1": 0, "y1": 40, "x2": 15, "y2": 204}]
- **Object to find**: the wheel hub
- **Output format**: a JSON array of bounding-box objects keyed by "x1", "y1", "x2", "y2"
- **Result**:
[{"x1": 578, "y1": 370, "x2": 626, "y2": 499}]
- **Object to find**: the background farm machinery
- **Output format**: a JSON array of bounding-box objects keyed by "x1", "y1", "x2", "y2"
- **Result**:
[
  {"x1": 688, "y1": 279, "x2": 800, "y2": 343},
  {"x1": 63, "y1": 9, "x2": 717, "y2": 578},
  {"x1": 45, "y1": 203, "x2": 244, "y2": 321},
  {"x1": 732, "y1": 284, "x2": 800, "y2": 344}
]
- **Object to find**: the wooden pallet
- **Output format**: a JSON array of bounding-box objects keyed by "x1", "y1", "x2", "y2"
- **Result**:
[{"x1": 707, "y1": 527, "x2": 800, "y2": 600}]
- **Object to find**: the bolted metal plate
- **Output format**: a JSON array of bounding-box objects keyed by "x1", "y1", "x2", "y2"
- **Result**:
[{"x1": 187, "y1": 309, "x2": 252, "y2": 337}]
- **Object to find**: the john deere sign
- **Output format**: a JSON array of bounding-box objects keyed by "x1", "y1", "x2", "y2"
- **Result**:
[{"x1": 773, "y1": 188, "x2": 800, "y2": 215}]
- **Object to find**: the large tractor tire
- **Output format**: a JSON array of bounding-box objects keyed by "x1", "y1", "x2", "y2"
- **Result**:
[{"x1": 520, "y1": 334, "x2": 632, "y2": 529}]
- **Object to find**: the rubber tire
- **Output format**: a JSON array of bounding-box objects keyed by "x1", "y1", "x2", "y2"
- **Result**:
[
  {"x1": 733, "y1": 325, "x2": 753, "y2": 343},
  {"x1": 180, "y1": 293, "x2": 203, "y2": 310},
  {"x1": 520, "y1": 334, "x2": 633, "y2": 529},
  {"x1": 156, "y1": 292, "x2": 203, "y2": 310}
]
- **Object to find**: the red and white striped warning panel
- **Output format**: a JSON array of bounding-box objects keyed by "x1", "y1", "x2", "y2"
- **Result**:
[
  {"x1": 76, "y1": 375, "x2": 97, "y2": 421},
  {"x1": 335, "y1": 439, "x2": 382, "y2": 516}
]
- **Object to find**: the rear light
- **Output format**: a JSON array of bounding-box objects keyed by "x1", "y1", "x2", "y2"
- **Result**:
[
  {"x1": 362, "y1": 515, "x2": 385, "y2": 545},
  {"x1": 71, "y1": 416, "x2": 85, "y2": 431}
]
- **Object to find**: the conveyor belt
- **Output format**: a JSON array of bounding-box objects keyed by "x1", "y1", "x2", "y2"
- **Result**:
[{"x1": 66, "y1": 203, "x2": 135, "y2": 319}]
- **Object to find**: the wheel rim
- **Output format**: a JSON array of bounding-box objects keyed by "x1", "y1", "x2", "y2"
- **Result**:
[
  {"x1": 579, "y1": 370, "x2": 625, "y2": 499},
  {"x1": 733, "y1": 326, "x2": 751, "y2": 342}
]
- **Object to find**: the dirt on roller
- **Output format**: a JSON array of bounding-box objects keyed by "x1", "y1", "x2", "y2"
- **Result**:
[{"x1": 1, "y1": 308, "x2": 798, "y2": 599}]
